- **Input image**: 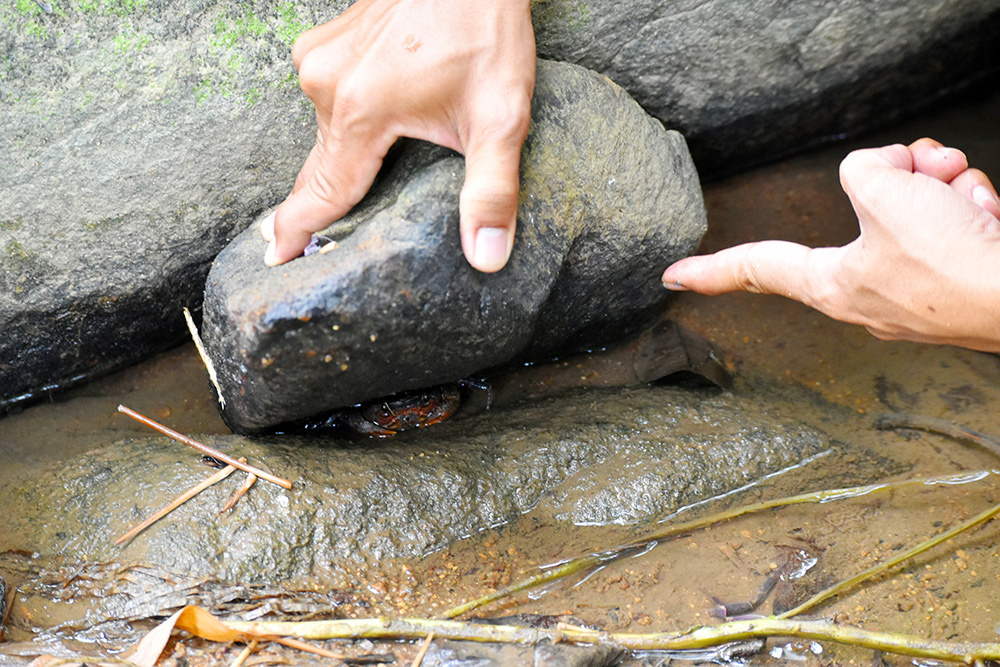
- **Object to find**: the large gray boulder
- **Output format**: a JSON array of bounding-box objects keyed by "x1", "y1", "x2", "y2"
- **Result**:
[
  {"x1": 532, "y1": 0, "x2": 1000, "y2": 174},
  {"x1": 2, "y1": 0, "x2": 996, "y2": 412},
  {"x1": 0, "y1": 0, "x2": 338, "y2": 411},
  {"x1": 202, "y1": 59, "x2": 706, "y2": 432}
]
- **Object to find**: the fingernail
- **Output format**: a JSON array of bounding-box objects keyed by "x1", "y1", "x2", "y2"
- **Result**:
[
  {"x1": 474, "y1": 227, "x2": 510, "y2": 271},
  {"x1": 264, "y1": 238, "x2": 278, "y2": 266},
  {"x1": 934, "y1": 145, "x2": 965, "y2": 162},
  {"x1": 260, "y1": 212, "x2": 275, "y2": 242},
  {"x1": 972, "y1": 185, "x2": 1000, "y2": 215},
  {"x1": 663, "y1": 278, "x2": 688, "y2": 292}
]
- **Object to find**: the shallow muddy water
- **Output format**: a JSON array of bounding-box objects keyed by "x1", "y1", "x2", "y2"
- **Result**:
[{"x1": 2, "y1": 85, "x2": 1000, "y2": 666}]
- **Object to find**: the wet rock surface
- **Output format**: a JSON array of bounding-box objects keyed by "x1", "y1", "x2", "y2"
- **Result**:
[
  {"x1": 3, "y1": 0, "x2": 996, "y2": 413},
  {"x1": 0, "y1": 0, "x2": 341, "y2": 412},
  {"x1": 533, "y1": 0, "x2": 1000, "y2": 175},
  {"x1": 1, "y1": 383, "x2": 844, "y2": 583},
  {"x1": 202, "y1": 60, "x2": 707, "y2": 433}
]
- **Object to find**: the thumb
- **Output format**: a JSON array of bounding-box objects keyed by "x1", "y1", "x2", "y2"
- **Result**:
[
  {"x1": 662, "y1": 240, "x2": 850, "y2": 313},
  {"x1": 459, "y1": 128, "x2": 526, "y2": 273}
]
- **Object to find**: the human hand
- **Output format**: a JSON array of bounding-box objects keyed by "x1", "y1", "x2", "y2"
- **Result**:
[
  {"x1": 262, "y1": 0, "x2": 536, "y2": 273},
  {"x1": 661, "y1": 138, "x2": 1000, "y2": 351}
]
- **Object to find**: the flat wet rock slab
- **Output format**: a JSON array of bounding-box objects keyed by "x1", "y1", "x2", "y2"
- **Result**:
[{"x1": 4, "y1": 383, "x2": 840, "y2": 583}]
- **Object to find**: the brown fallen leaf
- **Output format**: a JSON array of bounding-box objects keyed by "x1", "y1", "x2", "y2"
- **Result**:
[{"x1": 121, "y1": 606, "x2": 343, "y2": 667}]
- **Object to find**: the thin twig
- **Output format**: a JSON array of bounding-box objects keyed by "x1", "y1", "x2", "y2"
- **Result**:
[
  {"x1": 230, "y1": 640, "x2": 258, "y2": 667},
  {"x1": 222, "y1": 473, "x2": 258, "y2": 513},
  {"x1": 411, "y1": 632, "x2": 435, "y2": 667},
  {"x1": 184, "y1": 307, "x2": 225, "y2": 409},
  {"x1": 115, "y1": 464, "x2": 240, "y2": 545},
  {"x1": 442, "y1": 469, "x2": 996, "y2": 619},
  {"x1": 118, "y1": 405, "x2": 293, "y2": 490},
  {"x1": 271, "y1": 636, "x2": 344, "y2": 660},
  {"x1": 776, "y1": 499, "x2": 1000, "y2": 619},
  {"x1": 875, "y1": 412, "x2": 1000, "y2": 459}
]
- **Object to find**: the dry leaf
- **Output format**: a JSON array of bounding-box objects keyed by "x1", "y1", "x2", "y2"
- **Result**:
[{"x1": 121, "y1": 606, "x2": 341, "y2": 667}]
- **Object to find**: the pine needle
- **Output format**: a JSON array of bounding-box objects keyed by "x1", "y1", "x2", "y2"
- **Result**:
[
  {"x1": 221, "y1": 473, "x2": 258, "y2": 513},
  {"x1": 115, "y1": 463, "x2": 240, "y2": 546},
  {"x1": 411, "y1": 632, "x2": 435, "y2": 667}
]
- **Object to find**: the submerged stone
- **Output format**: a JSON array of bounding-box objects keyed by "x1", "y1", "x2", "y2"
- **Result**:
[
  {"x1": 0, "y1": 383, "x2": 842, "y2": 583},
  {"x1": 201, "y1": 60, "x2": 707, "y2": 433}
]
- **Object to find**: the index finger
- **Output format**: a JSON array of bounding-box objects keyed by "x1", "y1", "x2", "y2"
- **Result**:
[
  {"x1": 662, "y1": 240, "x2": 849, "y2": 312},
  {"x1": 266, "y1": 129, "x2": 394, "y2": 265}
]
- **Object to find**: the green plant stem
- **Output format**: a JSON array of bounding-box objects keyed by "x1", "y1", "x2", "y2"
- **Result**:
[
  {"x1": 776, "y1": 498, "x2": 1000, "y2": 619},
  {"x1": 224, "y1": 615, "x2": 1000, "y2": 662},
  {"x1": 441, "y1": 552, "x2": 604, "y2": 620},
  {"x1": 442, "y1": 469, "x2": 995, "y2": 619}
]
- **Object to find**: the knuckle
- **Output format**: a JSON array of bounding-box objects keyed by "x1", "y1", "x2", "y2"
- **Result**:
[
  {"x1": 297, "y1": 53, "x2": 329, "y2": 99},
  {"x1": 462, "y1": 184, "x2": 519, "y2": 207},
  {"x1": 838, "y1": 149, "x2": 868, "y2": 184},
  {"x1": 801, "y1": 277, "x2": 842, "y2": 318},
  {"x1": 305, "y1": 170, "x2": 342, "y2": 207},
  {"x1": 305, "y1": 163, "x2": 369, "y2": 211},
  {"x1": 460, "y1": 186, "x2": 519, "y2": 225},
  {"x1": 800, "y1": 250, "x2": 840, "y2": 312},
  {"x1": 291, "y1": 34, "x2": 311, "y2": 70},
  {"x1": 332, "y1": 80, "x2": 367, "y2": 119},
  {"x1": 733, "y1": 244, "x2": 768, "y2": 294},
  {"x1": 485, "y1": 100, "x2": 532, "y2": 143},
  {"x1": 497, "y1": 102, "x2": 532, "y2": 138},
  {"x1": 328, "y1": 76, "x2": 381, "y2": 133},
  {"x1": 866, "y1": 326, "x2": 899, "y2": 342},
  {"x1": 468, "y1": 90, "x2": 532, "y2": 146}
]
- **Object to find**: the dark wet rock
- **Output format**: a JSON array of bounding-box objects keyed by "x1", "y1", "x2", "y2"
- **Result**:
[
  {"x1": 532, "y1": 0, "x2": 1000, "y2": 175},
  {"x1": 3, "y1": 0, "x2": 996, "y2": 414},
  {"x1": 0, "y1": 384, "x2": 840, "y2": 582},
  {"x1": 201, "y1": 60, "x2": 707, "y2": 433},
  {"x1": 423, "y1": 638, "x2": 622, "y2": 667},
  {"x1": 318, "y1": 319, "x2": 732, "y2": 437}
]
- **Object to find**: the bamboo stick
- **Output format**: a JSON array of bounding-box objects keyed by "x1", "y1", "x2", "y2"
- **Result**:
[{"x1": 117, "y1": 405, "x2": 293, "y2": 490}]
